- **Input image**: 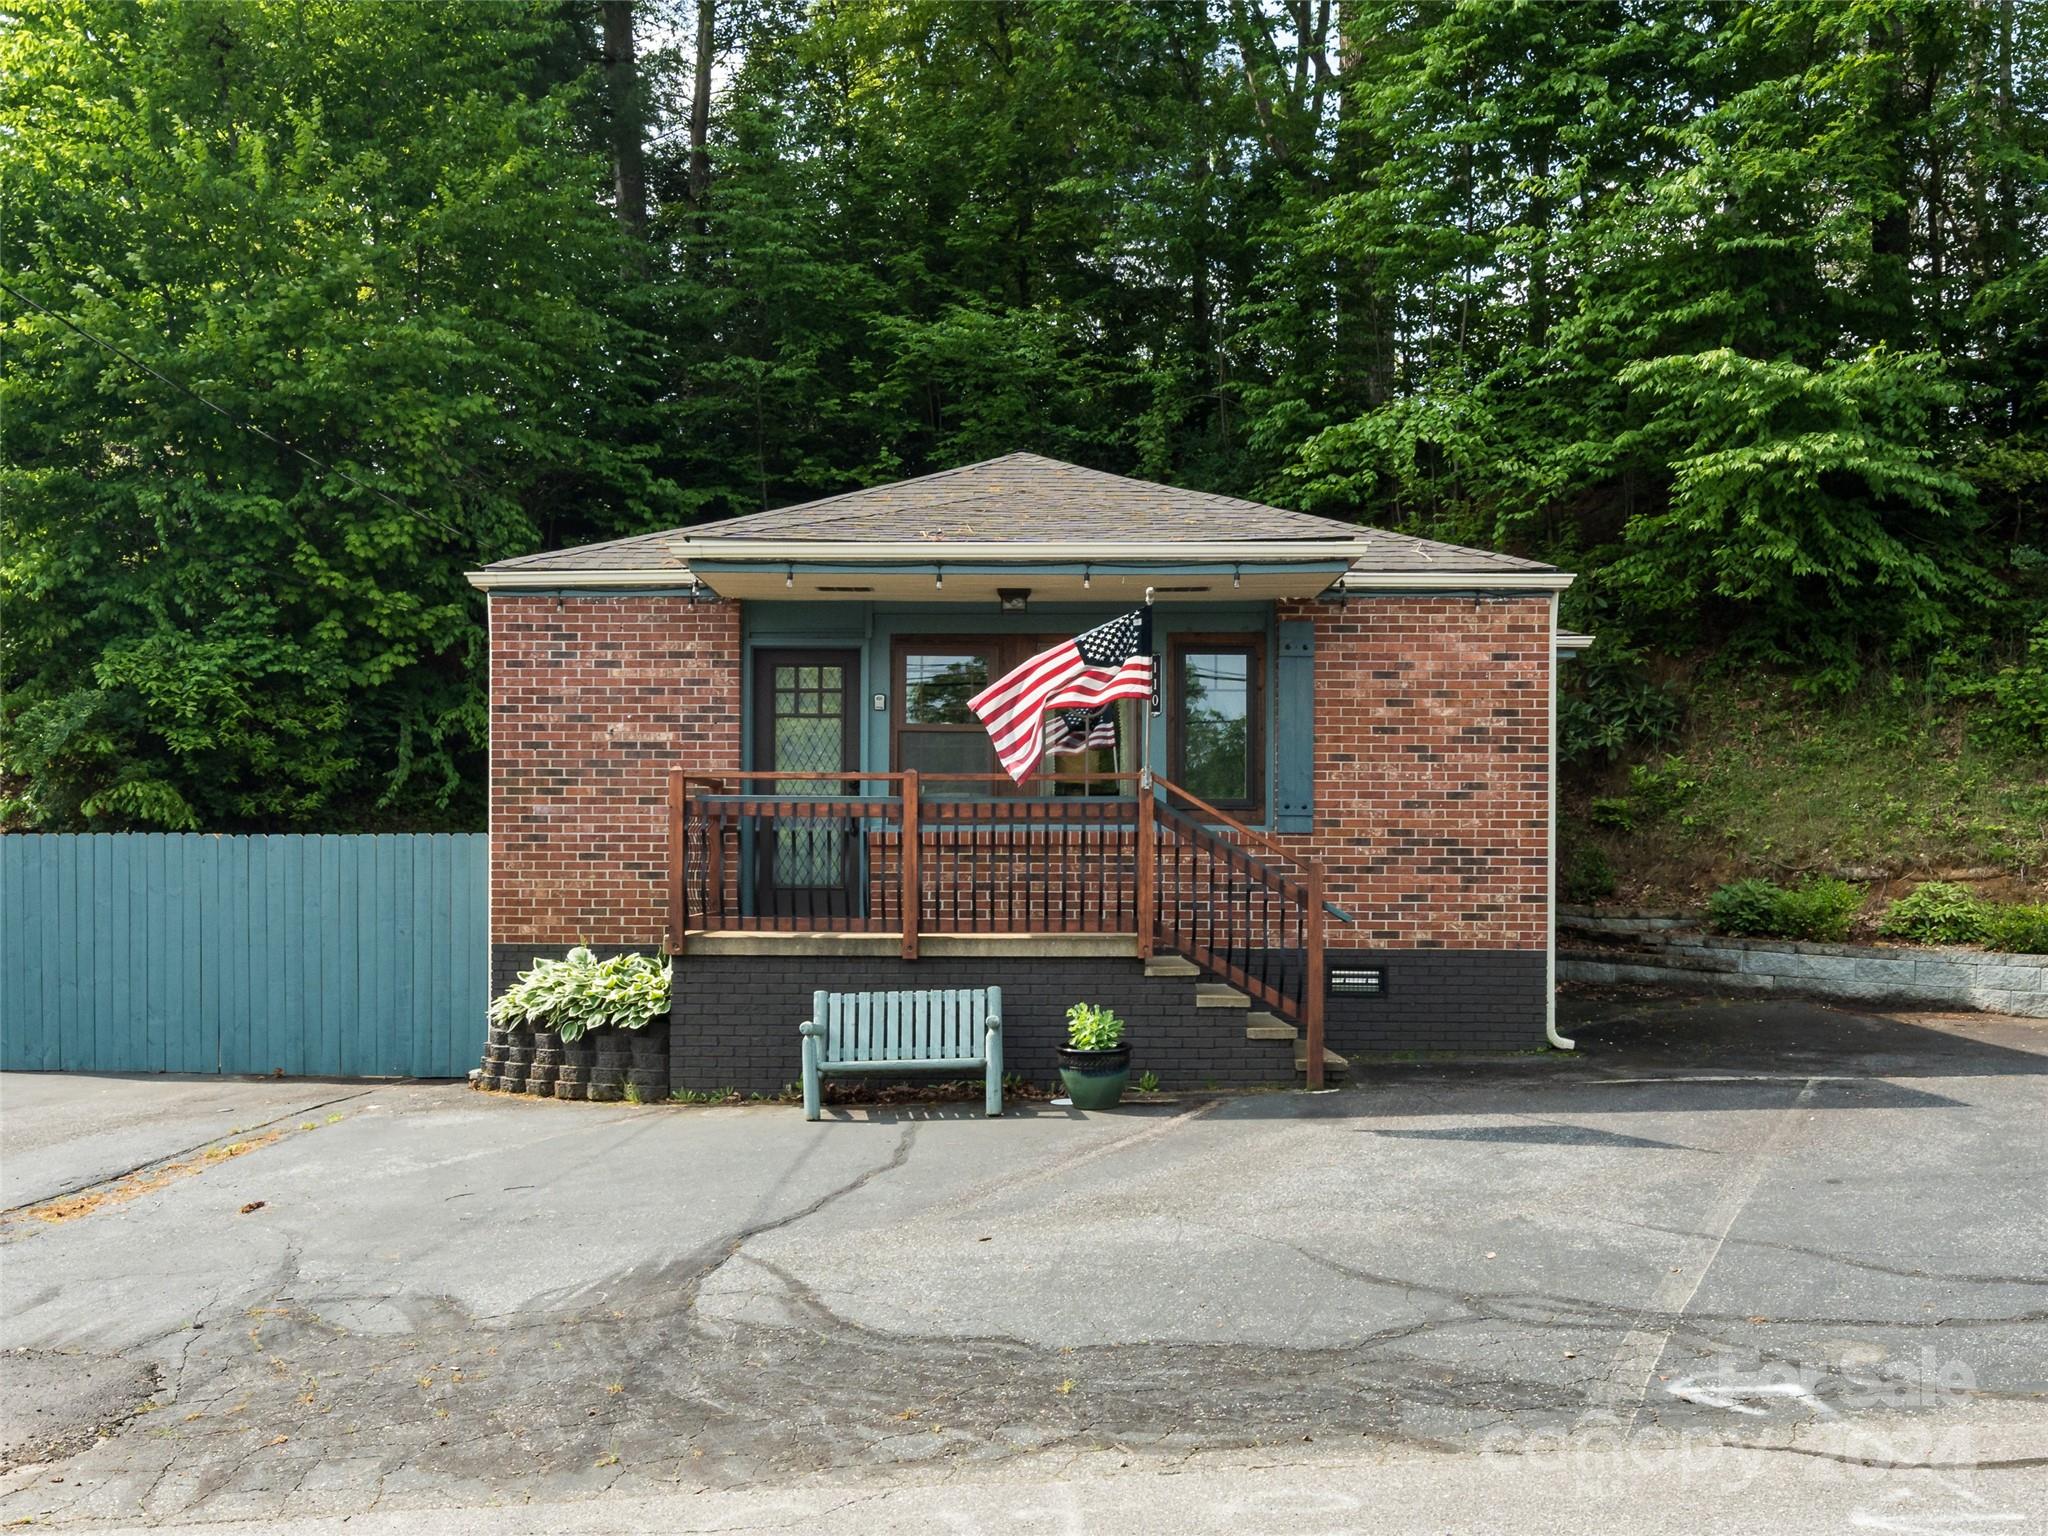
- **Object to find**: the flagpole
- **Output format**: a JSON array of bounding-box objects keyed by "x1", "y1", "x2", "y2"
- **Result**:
[{"x1": 1140, "y1": 587, "x2": 1155, "y2": 793}]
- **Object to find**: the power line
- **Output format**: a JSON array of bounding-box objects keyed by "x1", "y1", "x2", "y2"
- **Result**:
[{"x1": 0, "y1": 277, "x2": 462, "y2": 542}]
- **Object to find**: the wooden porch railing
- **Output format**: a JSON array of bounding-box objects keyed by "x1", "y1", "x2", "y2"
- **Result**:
[{"x1": 668, "y1": 768, "x2": 1336, "y2": 1086}]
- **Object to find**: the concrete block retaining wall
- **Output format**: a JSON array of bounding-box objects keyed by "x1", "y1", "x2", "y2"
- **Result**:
[{"x1": 1559, "y1": 915, "x2": 2048, "y2": 1018}]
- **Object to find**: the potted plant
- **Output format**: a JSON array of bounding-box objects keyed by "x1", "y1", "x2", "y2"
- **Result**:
[
  {"x1": 487, "y1": 946, "x2": 671, "y2": 1101},
  {"x1": 1058, "y1": 1002, "x2": 1131, "y2": 1109}
]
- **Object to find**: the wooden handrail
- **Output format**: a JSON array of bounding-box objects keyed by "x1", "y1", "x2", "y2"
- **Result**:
[
  {"x1": 682, "y1": 770, "x2": 907, "y2": 786},
  {"x1": 1153, "y1": 777, "x2": 1299, "y2": 867},
  {"x1": 668, "y1": 763, "x2": 1343, "y2": 1086}
]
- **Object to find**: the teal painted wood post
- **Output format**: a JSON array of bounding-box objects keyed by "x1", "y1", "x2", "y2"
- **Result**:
[
  {"x1": 1275, "y1": 619, "x2": 1315, "y2": 834},
  {"x1": 802, "y1": 989, "x2": 827, "y2": 1120},
  {"x1": 984, "y1": 985, "x2": 1003, "y2": 1117}
]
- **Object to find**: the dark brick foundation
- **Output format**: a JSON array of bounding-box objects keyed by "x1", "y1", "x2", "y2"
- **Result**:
[
  {"x1": 1322, "y1": 948, "x2": 1546, "y2": 1055},
  {"x1": 484, "y1": 944, "x2": 1549, "y2": 1095},
  {"x1": 658, "y1": 955, "x2": 1299, "y2": 1095}
]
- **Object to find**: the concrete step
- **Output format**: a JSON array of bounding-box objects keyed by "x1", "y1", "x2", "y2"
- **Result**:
[
  {"x1": 1294, "y1": 1043, "x2": 1350, "y2": 1080},
  {"x1": 1194, "y1": 983, "x2": 1251, "y2": 1009},
  {"x1": 1244, "y1": 1011, "x2": 1297, "y2": 1042},
  {"x1": 1144, "y1": 955, "x2": 1201, "y2": 979}
]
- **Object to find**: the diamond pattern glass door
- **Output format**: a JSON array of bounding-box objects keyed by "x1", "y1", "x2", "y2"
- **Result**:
[{"x1": 751, "y1": 651, "x2": 859, "y2": 918}]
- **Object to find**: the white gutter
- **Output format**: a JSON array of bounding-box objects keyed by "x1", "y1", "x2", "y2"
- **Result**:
[
  {"x1": 1546, "y1": 588, "x2": 1574, "y2": 1051},
  {"x1": 467, "y1": 568, "x2": 694, "y2": 591},
  {"x1": 466, "y1": 563, "x2": 1575, "y2": 594},
  {"x1": 1340, "y1": 570, "x2": 1575, "y2": 592}
]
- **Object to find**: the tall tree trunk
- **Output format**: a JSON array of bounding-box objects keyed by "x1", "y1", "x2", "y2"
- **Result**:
[
  {"x1": 603, "y1": 0, "x2": 647, "y2": 236},
  {"x1": 1528, "y1": 137, "x2": 1552, "y2": 351},
  {"x1": 1868, "y1": 15, "x2": 1914, "y2": 347},
  {"x1": 1334, "y1": 0, "x2": 1394, "y2": 410},
  {"x1": 687, "y1": 0, "x2": 716, "y2": 219}
]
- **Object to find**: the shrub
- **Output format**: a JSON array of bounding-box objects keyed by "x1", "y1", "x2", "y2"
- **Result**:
[
  {"x1": 1628, "y1": 756, "x2": 1700, "y2": 816},
  {"x1": 488, "y1": 946, "x2": 672, "y2": 1042},
  {"x1": 1065, "y1": 1001, "x2": 1126, "y2": 1051},
  {"x1": 1707, "y1": 876, "x2": 1864, "y2": 940},
  {"x1": 1878, "y1": 883, "x2": 1990, "y2": 945},
  {"x1": 1588, "y1": 796, "x2": 1635, "y2": 830},
  {"x1": 1707, "y1": 878, "x2": 1785, "y2": 936},
  {"x1": 1560, "y1": 843, "x2": 1616, "y2": 903},
  {"x1": 1772, "y1": 877, "x2": 1863, "y2": 942},
  {"x1": 1982, "y1": 902, "x2": 2048, "y2": 954}
]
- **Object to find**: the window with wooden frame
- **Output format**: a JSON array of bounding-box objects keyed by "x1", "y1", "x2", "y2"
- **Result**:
[
  {"x1": 893, "y1": 639, "x2": 1001, "y2": 792},
  {"x1": 1169, "y1": 634, "x2": 1264, "y2": 816},
  {"x1": 890, "y1": 635, "x2": 1139, "y2": 798}
]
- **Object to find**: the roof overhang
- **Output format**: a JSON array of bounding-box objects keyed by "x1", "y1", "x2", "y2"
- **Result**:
[
  {"x1": 685, "y1": 557, "x2": 1349, "y2": 602},
  {"x1": 465, "y1": 555, "x2": 1575, "y2": 598},
  {"x1": 672, "y1": 537, "x2": 1386, "y2": 563}
]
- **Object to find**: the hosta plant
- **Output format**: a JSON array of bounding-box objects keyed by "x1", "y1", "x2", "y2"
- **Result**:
[
  {"x1": 489, "y1": 947, "x2": 671, "y2": 1043},
  {"x1": 1065, "y1": 1002, "x2": 1126, "y2": 1052}
]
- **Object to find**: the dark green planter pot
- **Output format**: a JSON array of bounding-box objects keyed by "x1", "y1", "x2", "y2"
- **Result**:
[{"x1": 1058, "y1": 1043, "x2": 1132, "y2": 1110}]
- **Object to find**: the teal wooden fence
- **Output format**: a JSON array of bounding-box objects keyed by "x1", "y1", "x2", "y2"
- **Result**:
[{"x1": 0, "y1": 834, "x2": 486, "y2": 1078}]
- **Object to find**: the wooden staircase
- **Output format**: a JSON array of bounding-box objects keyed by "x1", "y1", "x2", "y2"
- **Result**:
[{"x1": 1143, "y1": 954, "x2": 1349, "y2": 1084}]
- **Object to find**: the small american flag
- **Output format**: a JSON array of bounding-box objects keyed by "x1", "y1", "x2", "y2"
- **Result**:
[
  {"x1": 970, "y1": 610, "x2": 1153, "y2": 782},
  {"x1": 1044, "y1": 706, "x2": 1118, "y2": 757}
]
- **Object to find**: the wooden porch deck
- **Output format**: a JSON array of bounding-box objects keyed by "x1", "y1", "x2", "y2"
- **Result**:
[{"x1": 666, "y1": 770, "x2": 1338, "y2": 1085}]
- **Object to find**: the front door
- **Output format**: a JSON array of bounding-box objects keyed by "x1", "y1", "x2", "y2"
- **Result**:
[{"x1": 752, "y1": 649, "x2": 861, "y2": 918}]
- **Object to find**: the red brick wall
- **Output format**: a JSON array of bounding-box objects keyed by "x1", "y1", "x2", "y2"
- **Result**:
[
  {"x1": 489, "y1": 590, "x2": 1551, "y2": 952},
  {"x1": 489, "y1": 594, "x2": 740, "y2": 946},
  {"x1": 1275, "y1": 594, "x2": 1552, "y2": 951}
]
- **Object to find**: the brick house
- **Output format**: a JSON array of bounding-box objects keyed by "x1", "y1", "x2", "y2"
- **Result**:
[{"x1": 470, "y1": 454, "x2": 1580, "y2": 1096}]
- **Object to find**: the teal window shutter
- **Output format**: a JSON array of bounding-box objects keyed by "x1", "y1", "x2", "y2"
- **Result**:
[{"x1": 1275, "y1": 619, "x2": 1314, "y2": 832}]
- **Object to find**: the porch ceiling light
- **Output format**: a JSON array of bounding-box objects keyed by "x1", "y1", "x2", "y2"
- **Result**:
[{"x1": 997, "y1": 588, "x2": 1030, "y2": 612}]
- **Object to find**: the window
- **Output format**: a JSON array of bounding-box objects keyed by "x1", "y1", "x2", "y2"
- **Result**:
[
  {"x1": 894, "y1": 643, "x2": 999, "y2": 790},
  {"x1": 891, "y1": 636, "x2": 1139, "y2": 797},
  {"x1": 1171, "y1": 636, "x2": 1264, "y2": 815}
]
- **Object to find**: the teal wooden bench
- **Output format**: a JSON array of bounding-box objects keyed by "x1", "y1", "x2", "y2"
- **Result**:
[{"x1": 800, "y1": 987, "x2": 1003, "y2": 1120}]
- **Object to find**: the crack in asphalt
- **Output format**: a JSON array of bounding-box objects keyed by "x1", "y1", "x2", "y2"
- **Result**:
[
  {"x1": 5, "y1": 1050, "x2": 2044, "y2": 1530},
  {"x1": 1607, "y1": 1217, "x2": 2048, "y2": 1289},
  {"x1": 0, "y1": 1089, "x2": 376, "y2": 1216}
]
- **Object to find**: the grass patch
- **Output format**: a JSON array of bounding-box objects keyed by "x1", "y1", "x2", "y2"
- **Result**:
[{"x1": 1566, "y1": 676, "x2": 2048, "y2": 907}]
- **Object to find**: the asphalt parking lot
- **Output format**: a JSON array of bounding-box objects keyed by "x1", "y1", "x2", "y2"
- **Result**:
[{"x1": 1, "y1": 992, "x2": 2044, "y2": 1533}]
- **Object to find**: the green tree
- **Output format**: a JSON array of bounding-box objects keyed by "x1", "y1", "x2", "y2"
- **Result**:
[{"x1": 2, "y1": 0, "x2": 672, "y2": 828}]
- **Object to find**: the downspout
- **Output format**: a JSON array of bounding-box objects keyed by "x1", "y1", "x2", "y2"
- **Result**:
[{"x1": 1546, "y1": 590, "x2": 1575, "y2": 1051}]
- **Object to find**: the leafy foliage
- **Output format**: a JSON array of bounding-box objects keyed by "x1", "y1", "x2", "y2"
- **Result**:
[
  {"x1": 1878, "y1": 882, "x2": 1992, "y2": 945},
  {"x1": 2, "y1": 0, "x2": 669, "y2": 829},
  {"x1": 1707, "y1": 876, "x2": 1863, "y2": 942},
  {"x1": 1772, "y1": 878, "x2": 1865, "y2": 943},
  {"x1": 1707, "y1": 879, "x2": 1795, "y2": 938},
  {"x1": 1559, "y1": 643, "x2": 1683, "y2": 768},
  {"x1": 4, "y1": 0, "x2": 2045, "y2": 829},
  {"x1": 489, "y1": 947, "x2": 672, "y2": 1043},
  {"x1": 1064, "y1": 1001, "x2": 1126, "y2": 1052},
  {"x1": 1558, "y1": 843, "x2": 1616, "y2": 905},
  {"x1": 1983, "y1": 903, "x2": 2048, "y2": 954}
]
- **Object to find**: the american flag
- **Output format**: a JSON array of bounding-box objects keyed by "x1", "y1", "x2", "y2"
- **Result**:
[
  {"x1": 970, "y1": 609, "x2": 1153, "y2": 782},
  {"x1": 1044, "y1": 706, "x2": 1119, "y2": 757}
]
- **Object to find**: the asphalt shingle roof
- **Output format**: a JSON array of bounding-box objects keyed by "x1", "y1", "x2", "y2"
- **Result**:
[{"x1": 480, "y1": 453, "x2": 1553, "y2": 576}]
